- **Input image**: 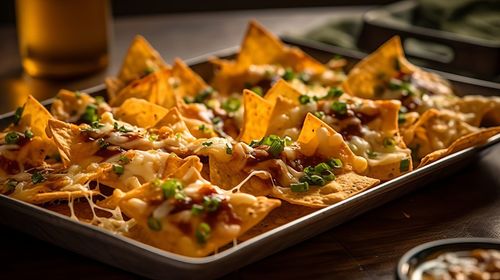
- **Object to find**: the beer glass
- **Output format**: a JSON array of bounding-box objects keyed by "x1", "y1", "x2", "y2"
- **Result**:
[{"x1": 16, "y1": 0, "x2": 111, "y2": 78}]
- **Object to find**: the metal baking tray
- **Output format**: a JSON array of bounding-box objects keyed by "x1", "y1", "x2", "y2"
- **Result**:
[{"x1": 1, "y1": 41, "x2": 499, "y2": 280}]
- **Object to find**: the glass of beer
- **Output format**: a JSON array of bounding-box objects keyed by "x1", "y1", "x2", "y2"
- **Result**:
[{"x1": 16, "y1": 0, "x2": 111, "y2": 78}]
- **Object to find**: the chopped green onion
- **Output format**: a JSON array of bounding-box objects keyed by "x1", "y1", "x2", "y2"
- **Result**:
[
  {"x1": 31, "y1": 171, "x2": 45, "y2": 184},
  {"x1": 322, "y1": 170, "x2": 336, "y2": 182},
  {"x1": 160, "y1": 179, "x2": 183, "y2": 198},
  {"x1": 147, "y1": 216, "x2": 162, "y2": 231},
  {"x1": 222, "y1": 97, "x2": 241, "y2": 113},
  {"x1": 195, "y1": 87, "x2": 214, "y2": 103},
  {"x1": 195, "y1": 223, "x2": 211, "y2": 244},
  {"x1": 114, "y1": 122, "x2": 133, "y2": 133},
  {"x1": 203, "y1": 196, "x2": 221, "y2": 212},
  {"x1": 250, "y1": 86, "x2": 263, "y2": 96},
  {"x1": 400, "y1": 158, "x2": 410, "y2": 172},
  {"x1": 282, "y1": 68, "x2": 295, "y2": 81},
  {"x1": 202, "y1": 141, "x2": 213, "y2": 147},
  {"x1": 268, "y1": 139, "x2": 284, "y2": 157},
  {"x1": 366, "y1": 150, "x2": 378, "y2": 159},
  {"x1": 383, "y1": 137, "x2": 396, "y2": 148},
  {"x1": 198, "y1": 124, "x2": 208, "y2": 132},
  {"x1": 314, "y1": 162, "x2": 331, "y2": 174},
  {"x1": 225, "y1": 143, "x2": 233, "y2": 155},
  {"x1": 326, "y1": 158, "x2": 343, "y2": 169},
  {"x1": 118, "y1": 155, "x2": 130, "y2": 164},
  {"x1": 313, "y1": 111, "x2": 325, "y2": 119},
  {"x1": 191, "y1": 204, "x2": 204, "y2": 215},
  {"x1": 112, "y1": 164, "x2": 124, "y2": 175},
  {"x1": 13, "y1": 106, "x2": 24, "y2": 125},
  {"x1": 298, "y1": 72, "x2": 311, "y2": 84},
  {"x1": 5, "y1": 132, "x2": 19, "y2": 144},
  {"x1": 174, "y1": 191, "x2": 187, "y2": 201},
  {"x1": 331, "y1": 101, "x2": 347, "y2": 115},
  {"x1": 211, "y1": 116, "x2": 222, "y2": 125},
  {"x1": 309, "y1": 174, "x2": 326, "y2": 186},
  {"x1": 91, "y1": 121, "x2": 104, "y2": 129},
  {"x1": 398, "y1": 112, "x2": 406, "y2": 124},
  {"x1": 299, "y1": 95, "x2": 311, "y2": 105},
  {"x1": 290, "y1": 182, "x2": 309, "y2": 192},
  {"x1": 303, "y1": 166, "x2": 315, "y2": 176},
  {"x1": 328, "y1": 87, "x2": 344, "y2": 98},
  {"x1": 75, "y1": 91, "x2": 82, "y2": 99},
  {"x1": 95, "y1": 96, "x2": 105, "y2": 105},
  {"x1": 249, "y1": 140, "x2": 260, "y2": 147},
  {"x1": 6, "y1": 179, "x2": 17, "y2": 191},
  {"x1": 97, "y1": 138, "x2": 109, "y2": 149},
  {"x1": 148, "y1": 133, "x2": 158, "y2": 142},
  {"x1": 81, "y1": 104, "x2": 99, "y2": 124}
]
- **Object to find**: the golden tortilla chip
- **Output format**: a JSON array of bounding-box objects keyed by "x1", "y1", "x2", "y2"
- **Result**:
[
  {"x1": 16, "y1": 95, "x2": 53, "y2": 140},
  {"x1": 297, "y1": 113, "x2": 368, "y2": 174},
  {"x1": 172, "y1": 58, "x2": 209, "y2": 98},
  {"x1": 418, "y1": 126, "x2": 500, "y2": 167},
  {"x1": 117, "y1": 35, "x2": 168, "y2": 84},
  {"x1": 208, "y1": 147, "x2": 273, "y2": 196},
  {"x1": 239, "y1": 89, "x2": 273, "y2": 143},
  {"x1": 342, "y1": 36, "x2": 417, "y2": 99},
  {"x1": 402, "y1": 109, "x2": 483, "y2": 162},
  {"x1": 110, "y1": 68, "x2": 177, "y2": 109},
  {"x1": 453, "y1": 95, "x2": 500, "y2": 127},
  {"x1": 115, "y1": 98, "x2": 169, "y2": 128},
  {"x1": 272, "y1": 172, "x2": 379, "y2": 208},
  {"x1": 263, "y1": 79, "x2": 301, "y2": 106},
  {"x1": 119, "y1": 167, "x2": 280, "y2": 257},
  {"x1": 211, "y1": 20, "x2": 325, "y2": 95},
  {"x1": 51, "y1": 89, "x2": 95, "y2": 122},
  {"x1": 47, "y1": 119, "x2": 101, "y2": 167}
]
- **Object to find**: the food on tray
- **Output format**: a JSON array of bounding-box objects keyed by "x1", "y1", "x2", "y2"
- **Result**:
[
  {"x1": 411, "y1": 249, "x2": 500, "y2": 280},
  {"x1": 1, "y1": 20, "x2": 499, "y2": 257}
]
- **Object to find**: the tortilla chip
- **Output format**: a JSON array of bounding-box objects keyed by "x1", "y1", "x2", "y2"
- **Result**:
[
  {"x1": 172, "y1": 58, "x2": 209, "y2": 98},
  {"x1": 238, "y1": 201, "x2": 316, "y2": 241},
  {"x1": 15, "y1": 95, "x2": 53, "y2": 140},
  {"x1": 363, "y1": 99, "x2": 413, "y2": 180},
  {"x1": 111, "y1": 68, "x2": 177, "y2": 109},
  {"x1": 266, "y1": 96, "x2": 303, "y2": 139},
  {"x1": 117, "y1": 35, "x2": 168, "y2": 84},
  {"x1": 47, "y1": 119, "x2": 101, "y2": 167},
  {"x1": 402, "y1": 109, "x2": 482, "y2": 162},
  {"x1": 211, "y1": 20, "x2": 325, "y2": 95},
  {"x1": 418, "y1": 126, "x2": 500, "y2": 167},
  {"x1": 297, "y1": 113, "x2": 368, "y2": 174},
  {"x1": 272, "y1": 172, "x2": 379, "y2": 208},
  {"x1": 153, "y1": 107, "x2": 209, "y2": 140},
  {"x1": 263, "y1": 79, "x2": 301, "y2": 106},
  {"x1": 209, "y1": 155, "x2": 272, "y2": 196},
  {"x1": 454, "y1": 95, "x2": 500, "y2": 127},
  {"x1": 115, "y1": 98, "x2": 169, "y2": 128},
  {"x1": 342, "y1": 36, "x2": 417, "y2": 99},
  {"x1": 119, "y1": 167, "x2": 280, "y2": 257},
  {"x1": 50, "y1": 89, "x2": 95, "y2": 122},
  {"x1": 239, "y1": 90, "x2": 273, "y2": 143},
  {"x1": 105, "y1": 77, "x2": 125, "y2": 101}
]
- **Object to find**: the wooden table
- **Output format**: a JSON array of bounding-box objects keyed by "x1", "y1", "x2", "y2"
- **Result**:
[{"x1": 1, "y1": 7, "x2": 499, "y2": 280}]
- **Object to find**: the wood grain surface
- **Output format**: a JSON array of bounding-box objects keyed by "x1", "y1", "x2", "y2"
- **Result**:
[{"x1": 1, "y1": 7, "x2": 499, "y2": 280}]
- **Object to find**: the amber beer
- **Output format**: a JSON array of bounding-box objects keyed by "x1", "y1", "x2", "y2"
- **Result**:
[{"x1": 16, "y1": 0, "x2": 111, "y2": 78}]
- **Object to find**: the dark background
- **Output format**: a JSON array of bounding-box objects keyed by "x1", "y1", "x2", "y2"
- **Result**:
[{"x1": 0, "y1": 0, "x2": 395, "y2": 25}]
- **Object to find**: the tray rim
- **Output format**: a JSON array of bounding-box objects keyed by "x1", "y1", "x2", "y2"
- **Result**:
[{"x1": 1, "y1": 42, "x2": 500, "y2": 269}]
